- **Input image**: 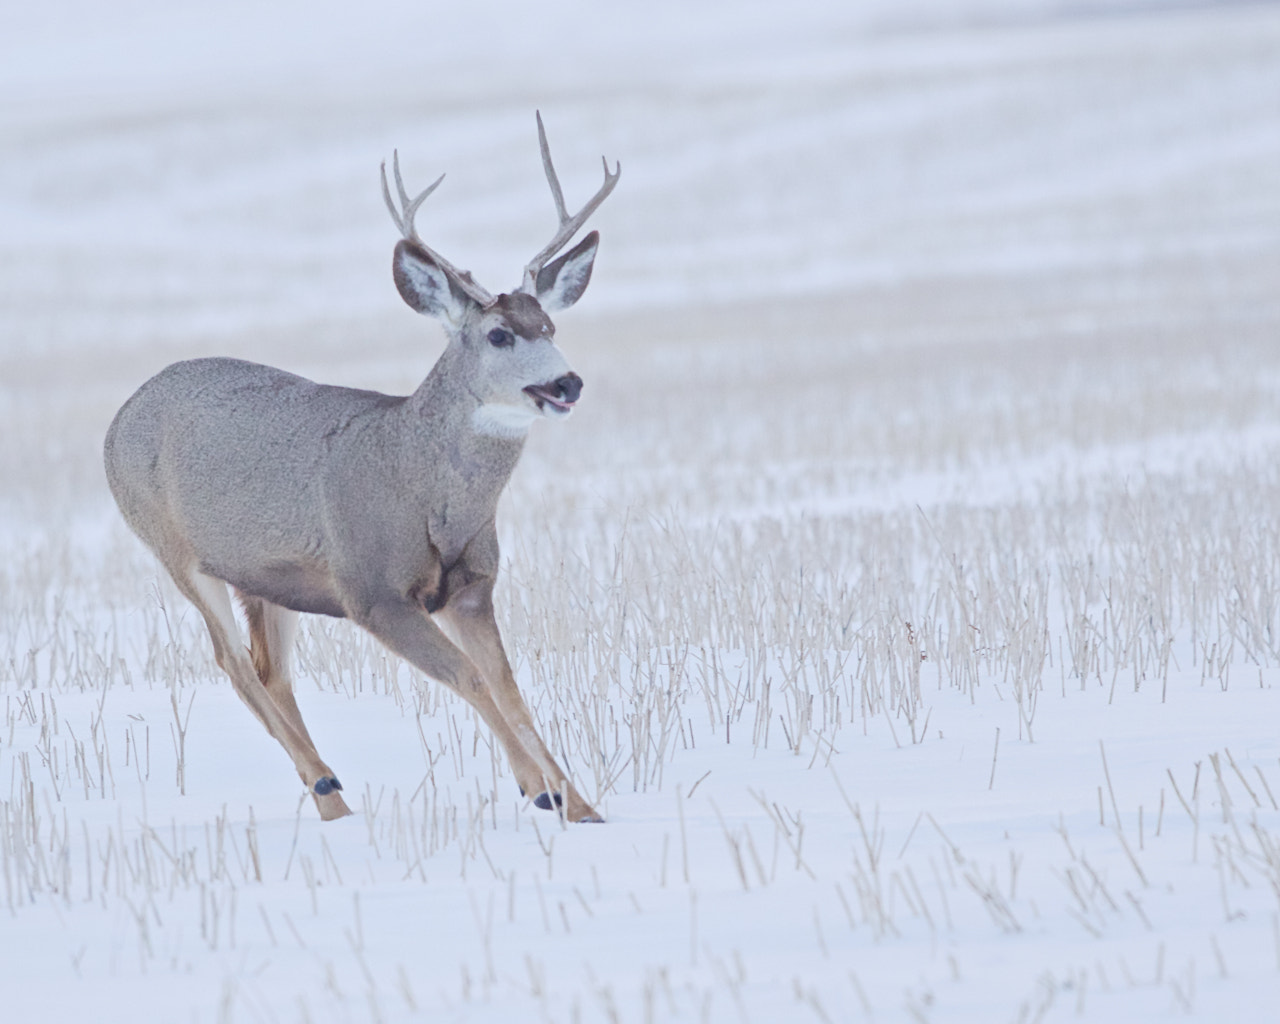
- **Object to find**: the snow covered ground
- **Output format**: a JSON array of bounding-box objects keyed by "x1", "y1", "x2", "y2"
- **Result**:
[{"x1": 3, "y1": 1, "x2": 1280, "y2": 1020}]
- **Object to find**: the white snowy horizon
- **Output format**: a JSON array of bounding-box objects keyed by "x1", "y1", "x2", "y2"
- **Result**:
[{"x1": 6, "y1": 1, "x2": 1273, "y2": 350}]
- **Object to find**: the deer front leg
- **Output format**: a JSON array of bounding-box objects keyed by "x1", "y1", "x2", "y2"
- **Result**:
[
  {"x1": 356, "y1": 597, "x2": 582, "y2": 813},
  {"x1": 436, "y1": 583, "x2": 602, "y2": 823}
]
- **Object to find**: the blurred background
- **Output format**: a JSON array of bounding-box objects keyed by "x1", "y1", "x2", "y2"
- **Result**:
[
  {"x1": 2, "y1": 0, "x2": 1279, "y2": 529},
  {"x1": 5, "y1": 0, "x2": 1277, "y2": 343}
]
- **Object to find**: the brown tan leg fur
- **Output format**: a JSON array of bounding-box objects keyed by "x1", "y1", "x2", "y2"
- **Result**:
[{"x1": 239, "y1": 592, "x2": 352, "y2": 820}]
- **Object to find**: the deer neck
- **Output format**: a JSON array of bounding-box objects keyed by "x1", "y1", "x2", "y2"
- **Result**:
[{"x1": 404, "y1": 348, "x2": 526, "y2": 527}]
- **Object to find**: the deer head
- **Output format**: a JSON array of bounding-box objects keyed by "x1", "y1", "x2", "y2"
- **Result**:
[{"x1": 381, "y1": 113, "x2": 620, "y2": 436}]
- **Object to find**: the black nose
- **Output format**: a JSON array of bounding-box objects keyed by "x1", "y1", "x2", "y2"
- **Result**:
[{"x1": 555, "y1": 373, "x2": 583, "y2": 404}]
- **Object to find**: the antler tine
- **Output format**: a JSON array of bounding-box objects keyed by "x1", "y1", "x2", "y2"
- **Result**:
[
  {"x1": 522, "y1": 112, "x2": 621, "y2": 292},
  {"x1": 537, "y1": 111, "x2": 569, "y2": 224},
  {"x1": 380, "y1": 150, "x2": 445, "y2": 243},
  {"x1": 379, "y1": 158, "x2": 405, "y2": 236},
  {"x1": 380, "y1": 149, "x2": 494, "y2": 306}
]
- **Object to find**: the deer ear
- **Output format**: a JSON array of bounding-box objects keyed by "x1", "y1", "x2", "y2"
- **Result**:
[
  {"x1": 393, "y1": 240, "x2": 472, "y2": 322},
  {"x1": 535, "y1": 231, "x2": 598, "y2": 312}
]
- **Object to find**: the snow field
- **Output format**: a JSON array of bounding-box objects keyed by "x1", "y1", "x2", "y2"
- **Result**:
[
  {"x1": 6, "y1": 278, "x2": 1280, "y2": 1020},
  {"x1": 4, "y1": 1, "x2": 1280, "y2": 1021}
]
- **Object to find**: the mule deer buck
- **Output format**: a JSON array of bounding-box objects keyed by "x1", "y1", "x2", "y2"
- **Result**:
[{"x1": 104, "y1": 114, "x2": 619, "y2": 822}]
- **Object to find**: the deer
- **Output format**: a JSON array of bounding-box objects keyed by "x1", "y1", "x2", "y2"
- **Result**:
[{"x1": 103, "y1": 113, "x2": 619, "y2": 823}]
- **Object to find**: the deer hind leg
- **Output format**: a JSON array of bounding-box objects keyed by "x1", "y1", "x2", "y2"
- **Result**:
[
  {"x1": 167, "y1": 562, "x2": 351, "y2": 819},
  {"x1": 240, "y1": 595, "x2": 352, "y2": 820},
  {"x1": 240, "y1": 595, "x2": 314, "y2": 747}
]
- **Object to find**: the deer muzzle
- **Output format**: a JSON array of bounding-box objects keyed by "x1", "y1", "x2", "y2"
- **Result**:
[{"x1": 524, "y1": 373, "x2": 583, "y2": 414}]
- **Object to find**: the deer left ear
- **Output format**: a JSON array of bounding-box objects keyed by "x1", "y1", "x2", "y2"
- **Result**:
[
  {"x1": 393, "y1": 239, "x2": 474, "y2": 323},
  {"x1": 534, "y1": 231, "x2": 599, "y2": 312}
]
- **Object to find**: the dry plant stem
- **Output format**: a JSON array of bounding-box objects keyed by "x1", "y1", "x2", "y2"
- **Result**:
[
  {"x1": 988, "y1": 727, "x2": 1000, "y2": 791},
  {"x1": 1099, "y1": 741, "x2": 1124, "y2": 832},
  {"x1": 677, "y1": 785, "x2": 691, "y2": 885}
]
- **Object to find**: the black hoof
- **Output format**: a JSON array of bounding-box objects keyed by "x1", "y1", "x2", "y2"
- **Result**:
[
  {"x1": 313, "y1": 776, "x2": 342, "y2": 796},
  {"x1": 533, "y1": 791, "x2": 564, "y2": 811}
]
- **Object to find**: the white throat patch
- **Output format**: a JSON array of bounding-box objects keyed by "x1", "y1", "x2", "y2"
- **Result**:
[{"x1": 471, "y1": 402, "x2": 539, "y2": 438}]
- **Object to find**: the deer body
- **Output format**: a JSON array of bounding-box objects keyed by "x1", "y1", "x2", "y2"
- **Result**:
[
  {"x1": 103, "y1": 116, "x2": 618, "y2": 822},
  {"x1": 109, "y1": 355, "x2": 523, "y2": 617}
]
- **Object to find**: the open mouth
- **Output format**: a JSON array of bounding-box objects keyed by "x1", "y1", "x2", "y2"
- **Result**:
[{"x1": 523, "y1": 383, "x2": 576, "y2": 414}]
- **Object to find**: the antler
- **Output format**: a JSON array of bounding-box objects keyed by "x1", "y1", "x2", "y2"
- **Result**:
[
  {"x1": 381, "y1": 151, "x2": 495, "y2": 307},
  {"x1": 521, "y1": 111, "x2": 621, "y2": 293}
]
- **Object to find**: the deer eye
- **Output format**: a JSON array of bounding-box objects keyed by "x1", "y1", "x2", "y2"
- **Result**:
[{"x1": 487, "y1": 328, "x2": 515, "y2": 348}]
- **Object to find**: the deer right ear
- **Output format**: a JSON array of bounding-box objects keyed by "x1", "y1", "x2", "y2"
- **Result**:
[
  {"x1": 535, "y1": 231, "x2": 599, "y2": 312},
  {"x1": 393, "y1": 240, "x2": 470, "y2": 323}
]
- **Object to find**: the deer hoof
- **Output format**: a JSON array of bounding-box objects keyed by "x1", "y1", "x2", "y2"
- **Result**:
[
  {"x1": 533, "y1": 791, "x2": 564, "y2": 811},
  {"x1": 313, "y1": 776, "x2": 343, "y2": 796}
]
